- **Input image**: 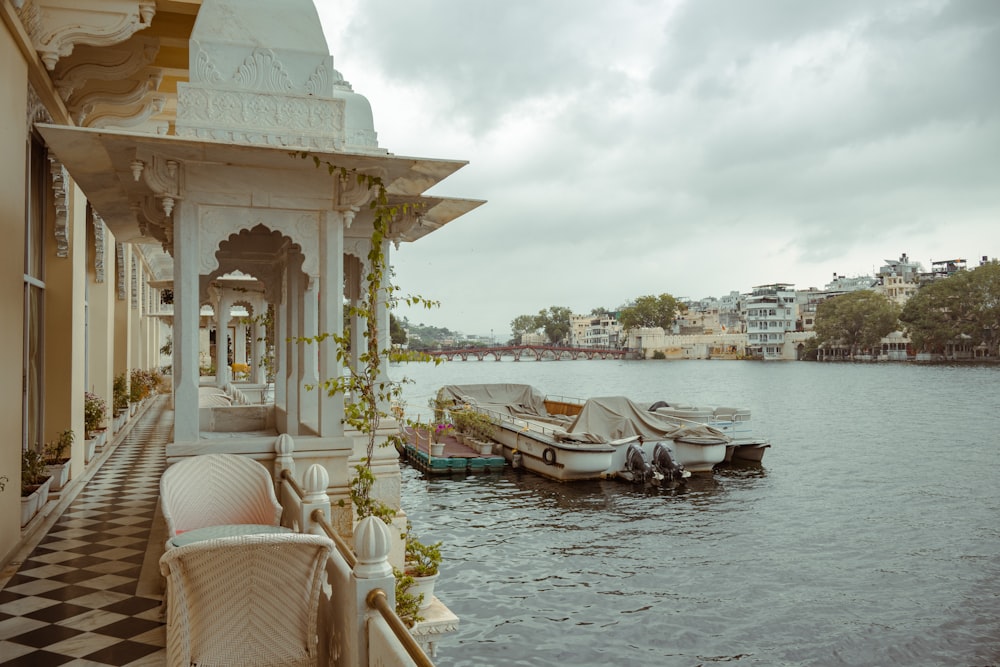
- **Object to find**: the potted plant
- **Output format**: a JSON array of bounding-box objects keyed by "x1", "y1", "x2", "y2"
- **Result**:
[
  {"x1": 113, "y1": 373, "x2": 129, "y2": 425},
  {"x1": 21, "y1": 447, "x2": 52, "y2": 526},
  {"x1": 84, "y1": 391, "x2": 107, "y2": 447},
  {"x1": 44, "y1": 429, "x2": 74, "y2": 491},
  {"x1": 404, "y1": 523, "x2": 442, "y2": 610},
  {"x1": 393, "y1": 569, "x2": 424, "y2": 628},
  {"x1": 430, "y1": 422, "x2": 453, "y2": 457}
]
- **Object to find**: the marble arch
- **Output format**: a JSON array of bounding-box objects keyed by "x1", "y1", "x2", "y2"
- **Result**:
[{"x1": 200, "y1": 206, "x2": 319, "y2": 278}]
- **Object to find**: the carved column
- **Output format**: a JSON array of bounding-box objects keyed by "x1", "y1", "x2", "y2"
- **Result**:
[
  {"x1": 234, "y1": 318, "x2": 247, "y2": 370},
  {"x1": 298, "y1": 275, "x2": 319, "y2": 429},
  {"x1": 274, "y1": 270, "x2": 287, "y2": 431},
  {"x1": 284, "y1": 257, "x2": 302, "y2": 435},
  {"x1": 253, "y1": 302, "x2": 267, "y2": 386},
  {"x1": 345, "y1": 253, "x2": 365, "y2": 383},
  {"x1": 318, "y1": 210, "x2": 346, "y2": 437},
  {"x1": 215, "y1": 290, "x2": 231, "y2": 388},
  {"x1": 173, "y1": 200, "x2": 199, "y2": 443},
  {"x1": 375, "y1": 237, "x2": 391, "y2": 392}
]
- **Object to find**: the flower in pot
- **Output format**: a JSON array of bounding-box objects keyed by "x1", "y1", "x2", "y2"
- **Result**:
[
  {"x1": 432, "y1": 423, "x2": 454, "y2": 444},
  {"x1": 113, "y1": 373, "x2": 129, "y2": 415},
  {"x1": 44, "y1": 429, "x2": 74, "y2": 490},
  {"x1": 84, "y1": 392, "x2": 106, "y2": 439}
]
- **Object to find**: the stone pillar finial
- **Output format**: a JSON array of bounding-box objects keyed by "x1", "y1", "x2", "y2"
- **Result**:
[{"x1": 353, "y1": 516, "x2": 393, "y2": 580}]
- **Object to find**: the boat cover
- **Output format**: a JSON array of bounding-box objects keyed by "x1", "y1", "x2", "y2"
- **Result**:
[
  {"x1": 566, "y1": 396, "x2": 730, "y2": 444},
  {"x1": 438, "y1": 385, "x2": 728, "y2": 445},
  {"x1": 438, "y1": 384, "x2": 554, "y2": 419}
]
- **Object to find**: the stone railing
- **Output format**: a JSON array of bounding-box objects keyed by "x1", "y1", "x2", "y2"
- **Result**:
[{"x1": 274, "y1": 435, "x2": 438, "y2": 667}]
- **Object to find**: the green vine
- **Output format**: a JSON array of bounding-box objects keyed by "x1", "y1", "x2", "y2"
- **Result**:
[
  {"x1": 293, "y1": 154, "x2": 439, "y2": 496},
  {"x1": 293, "y1": 155, "x2": 446, "y2": 619}
]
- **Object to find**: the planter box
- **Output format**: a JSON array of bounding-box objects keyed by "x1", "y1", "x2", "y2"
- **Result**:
[
  {"x1": 88, "y1": 429, "x2": 108, "y2": 451},
  {"x1": 20, "y1": 476, "x2": 53, "y2": 527},
  {"x1": 84, "y1": 439, "x2": 97, "y2": 463},
  {"x1": 20, "y1": 492, "x2": 39, "y2": 527},
  {"x1": 45, "y1": 461, "x2": 70, "y2": 491}
]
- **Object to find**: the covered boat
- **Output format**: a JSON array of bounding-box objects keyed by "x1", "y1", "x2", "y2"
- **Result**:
[{"x1": 437, "y1": 384, "x2": 732, "y2": 482}]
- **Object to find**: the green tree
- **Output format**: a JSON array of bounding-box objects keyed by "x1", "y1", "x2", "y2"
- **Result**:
[
  {"x1": 900, "y1": 261, "x2": 1000, "y2": 354},
  {"x1": 510, "y1": 314, "x2": 541, "y2": 345},
  {"x1": 536, "y1": 306, "x2": 573, "y2": 345},
  {"x1": 968, "y1": 261, "x2": 1000, "y2": 352},
  {"x1": 619, "y1": 294, "x2": 681, "y2": 332},
  {"x1": 389, "y1": 313, "x2": 407, "y2": 346},
  {"x1": 814, "y1": 290, "x2": 900, "y2": 359}
]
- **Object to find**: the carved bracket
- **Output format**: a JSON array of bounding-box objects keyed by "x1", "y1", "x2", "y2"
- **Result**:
[
  {"x1": 93, "y1": 211, "x2": 106, "y2": 282},
  {"x1": 53, "y1": 34, "x2": 159, "y2": 100},
  {"x1": 134, "y1": 154, "x2": 182, "y2": 220},
  {"x1": 18, "y1": 0, "x2": 156, "y2": 71},
  {"x1": 116, "y1": 243, "x2": 126, "y2": 300},
  {"x1": 49, "y1": 157, "x2": 69, "y2": 257}
]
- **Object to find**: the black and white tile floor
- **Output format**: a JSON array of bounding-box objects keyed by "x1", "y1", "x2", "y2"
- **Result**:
[{"x1": 0, "y1": 398, "x2": 171, "y2": 666}]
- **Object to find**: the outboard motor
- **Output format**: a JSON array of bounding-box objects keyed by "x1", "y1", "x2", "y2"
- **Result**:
[
  {"x1": 653, "y1": 442, "x2": 688, "y2": 483},
  {"x1": 624, "y1": 442, "x2": 654, "y2": 484}
]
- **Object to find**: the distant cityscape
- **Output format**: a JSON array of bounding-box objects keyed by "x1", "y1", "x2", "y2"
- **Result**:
[{"x1": 407, "y1": 252, "x2": 996, "y2": 362}]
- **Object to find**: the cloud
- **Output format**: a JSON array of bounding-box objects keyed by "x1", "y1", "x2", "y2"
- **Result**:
[{"x1": 316, "y1": 0, "x2": 1000, "y2": 339}]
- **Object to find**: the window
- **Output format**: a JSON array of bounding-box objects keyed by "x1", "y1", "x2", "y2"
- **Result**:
[{"x1": 23, "y1": 133, "x2": 48, "y2": 452}]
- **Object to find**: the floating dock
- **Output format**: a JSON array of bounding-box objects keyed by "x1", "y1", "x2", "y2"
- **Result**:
[{"x1": 399, "y1": 427, "x2": 506, "y2": 475}]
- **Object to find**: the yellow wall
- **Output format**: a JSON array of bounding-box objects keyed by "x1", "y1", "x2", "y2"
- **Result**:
[
  {"x1": 0, "y1": 22, "x2": 28, "y2": 563},
  {"x1": 43, "y1": 187, "x2": 87, "y2": 477}
]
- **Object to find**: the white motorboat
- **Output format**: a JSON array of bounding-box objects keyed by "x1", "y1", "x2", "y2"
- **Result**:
[
  {"x1": 436, "y1": 384, "x2": 734, "y2": 482},
  {"x1": 645, "y1": 401, "x2": 772, "y2": 463}
]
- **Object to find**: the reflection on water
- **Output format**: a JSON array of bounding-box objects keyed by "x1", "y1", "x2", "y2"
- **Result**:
[{"x1": 394, "y1": 361, "x2": 1000, "y2": 667}]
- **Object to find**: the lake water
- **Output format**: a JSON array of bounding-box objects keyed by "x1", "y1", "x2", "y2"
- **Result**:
[{"x1": 389, "y1": 359, "x2": 1000, "y2": 667}]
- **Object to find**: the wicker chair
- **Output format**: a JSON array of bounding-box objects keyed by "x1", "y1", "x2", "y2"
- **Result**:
[
  {"x1": 159, "y1": 533, "x2": 333, "y2": 667},
  {"x1": 160, "y1": 453, "x2": 283, "y2": 537}
]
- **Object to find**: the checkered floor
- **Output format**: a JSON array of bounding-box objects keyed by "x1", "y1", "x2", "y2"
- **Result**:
[{"x1": 0, "y1": 398, "x2": 172, "y2": 666}]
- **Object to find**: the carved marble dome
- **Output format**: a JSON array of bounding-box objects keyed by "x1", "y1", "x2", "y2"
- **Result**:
[{"x1": 174, "y1": 0, "x2": 382, "y2": 153}]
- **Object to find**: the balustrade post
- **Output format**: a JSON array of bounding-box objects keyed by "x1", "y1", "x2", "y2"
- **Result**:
[
  {"x1": 302, "y1": 463, "x2": 331, "y2": 535},
  {"x1": 274, "y1": 433, "x2": 295, "y2": 497},
  {"x1": 353, "y1": 516, "x2": 395, "y2": 667}
]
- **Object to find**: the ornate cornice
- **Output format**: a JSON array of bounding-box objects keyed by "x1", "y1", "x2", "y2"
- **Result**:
[
  {"x1": 70, "y1": 70, "x2": 162, "y2": 125},
  {"x1": 53, "y1": 34, "x2": 159, "y2": 100},
  {"x1": 234, "y1": 49, "x2": 294, "y2": 93},
  {"x1": 84, "y1": 93, "x2": 166, "y2": 130},
  {"x1": 49, "y1": 157, "x2": 69, "y2": 257},
  {"x1": 175, "y1": 86, "x2": 344, "y2": 151},
  {"x1": 17, "y1": 0, "x2": 155, "y2": 71}
]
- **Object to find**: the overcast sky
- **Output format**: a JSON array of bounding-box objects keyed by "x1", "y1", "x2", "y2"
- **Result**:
[{"x1": 315, "y1": 0, "x2": 999, "y2": 341}]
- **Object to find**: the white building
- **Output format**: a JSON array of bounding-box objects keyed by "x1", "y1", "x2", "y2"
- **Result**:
[
  {"x1": 746, "y1": 283, "x2": 799, "y2": 359},
  {"x1": 569, "y1": 313, "x2": 623, "y2": 347}
]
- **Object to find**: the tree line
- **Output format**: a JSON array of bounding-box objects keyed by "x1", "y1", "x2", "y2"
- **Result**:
[
  {"x1": 399, "y1": 261, "x2": 999, "y2": 356},
  {"x1": 509, "y1": 295, "x2": 684, "y2": 346},
  {"x1": 813, "y1": 260, "x2": 1000, "y2": 358}
]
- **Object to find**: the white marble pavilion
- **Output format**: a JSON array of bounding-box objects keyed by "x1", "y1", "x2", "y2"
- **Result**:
[{"x1": 37, "y1": 0, "x2": 482, "y2": 533}]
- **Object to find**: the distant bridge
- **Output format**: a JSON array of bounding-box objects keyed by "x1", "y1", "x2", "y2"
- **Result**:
[{"x1": 425, "y1": 344, "x2": 632, "y2": 361}]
